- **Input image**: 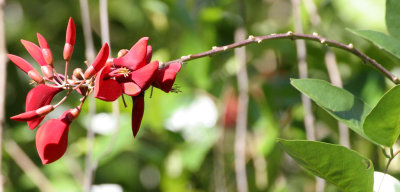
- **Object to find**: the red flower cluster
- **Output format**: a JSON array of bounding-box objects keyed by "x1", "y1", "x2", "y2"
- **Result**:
[
  {"x1": 93, "y1": 37, "x2": 181, "y2": 137},
  {"x1": 9, "y1": 17, "x2": 181, "y2": 164}
]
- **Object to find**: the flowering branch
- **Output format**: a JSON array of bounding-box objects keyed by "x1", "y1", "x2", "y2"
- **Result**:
[{"x1": 163, "y1": 32, "x2": 399, "y2": 84}]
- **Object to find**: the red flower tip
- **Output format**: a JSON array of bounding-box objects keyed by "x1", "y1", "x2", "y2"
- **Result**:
[
  {"x1": 113, "y1": 37, "x2": 149, "y2": 71},
  {"x1": 11, "y1": 111, "x2": 38, "y2": 121},
  {"x1": 146, "y1": 45, "x2": 152, "y2": 63},
  {"x1": 94, "y1": 65, "x2": 122, "y2": 101},
  {"x1": 36, "y1": 118, "x2": 70, "y2": 164},
  {"x1": 20, "y1": 39, "x2": 47, "y2": 67},
  {"x1": 36, "y1": 33, "x2": 50, "y2": 49},
  {"x1": 37, "y1": 33, "x2": 54, "y2": 67},
  {"x1": 131, "y1": 95, "x2": 144, "y2": 138},
  {"x1": 63, "y1": 17, "x2": 76, "y2": 61},
  {"x1": 26, "y1": 84, "x2": 63, "y2": 129},
  {"x1": 8, "y1": 54, "x2": 44, "y2": 83},
  {"x1": 83, "y1": 43, "x2": 110, "y2": 79},
  {"x1": 154, "y1": 62, "x2": 181, "y2": 93},
  {"x1": 130, "y1": 60, "x2": 159, "y2": 90},
  {"x1": 10, "y1": 105, "x2": 54, "y2": 122},
  {"x1": 65, "y1": 17, "x2": 76, "y2": 46}
]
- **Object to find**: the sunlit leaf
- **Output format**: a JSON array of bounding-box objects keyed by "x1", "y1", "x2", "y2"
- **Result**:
[
  {"x1": 347, "y1": 29, "x2": 400, "y2": 60},
  {"x1": 386, "y1": 0, "x2": 400, "y2": 40},
  {"x1": 363, "y1": 86, "x2": 400, "y2": 147},
  {"x1": 290, "y1": 78, "x2": 374, "y2": 143},
  {"x1": 278, "y1": 139, "x2": 374, "y2": 192}
]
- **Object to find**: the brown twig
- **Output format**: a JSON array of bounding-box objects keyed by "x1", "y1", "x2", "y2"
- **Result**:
[
  {"x1": 4, "y1": 140, "x2": 55, "y2": 192},
  {"x1": 162, "y1": 33, "x2": 399, "y2": 84}
]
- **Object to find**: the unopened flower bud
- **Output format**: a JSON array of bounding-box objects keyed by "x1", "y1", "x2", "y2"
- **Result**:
[
  {"x1": 8, "y1": 54, "x2": 44, "y2": 84},
  {"x1": 73, "y1": 68, "x2": 84, "y2": 80},
  {"x1": 84, "y1": 43, "x2": 110, "y2": 79}
]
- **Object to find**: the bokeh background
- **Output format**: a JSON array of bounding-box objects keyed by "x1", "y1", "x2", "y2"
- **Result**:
[{"x1": 2, "y1": 0, "x2": 398, "y2": 191}]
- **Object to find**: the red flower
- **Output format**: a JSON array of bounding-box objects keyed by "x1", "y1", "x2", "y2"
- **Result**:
[
  {"x1": 93, "y1": 37, "x2": 181, "y2": 138},
  {"x1": 25, "y1": 84, "x2": 62, "y2": 130},
  {"x1": 10, "y1": 105, "x2": 54, "y2": 122},
  {"x1": 7, "y1": 54, "x2": 44, "y2": 84},
  {"x1": 36, "y1": 108, "x2": 80, "y2": 164},
  {"x1": 20, "y1": 39, "x2": 53, "y2": 79}
]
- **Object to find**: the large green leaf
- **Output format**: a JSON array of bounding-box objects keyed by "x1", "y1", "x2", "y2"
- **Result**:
[
  {"x1": 278, "y1": 139, "x2": 374, "y2": 192},
  {"x1": 363, "y1": 86, "x2": 400, "y2": 147},
  {"x1": 347, "y1": 29, "x2": 400, "y2": 60},
  {"x1": 290, "y1": 78, "x2": 373, "y2": 142},
  {"x1": 386, "y1": 0, "x2": 400, "y2": 40}
]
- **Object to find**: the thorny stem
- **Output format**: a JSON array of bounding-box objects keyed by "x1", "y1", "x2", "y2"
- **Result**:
[{"x1": 163, "y1": 32, "x2": 400, "y2": 84}]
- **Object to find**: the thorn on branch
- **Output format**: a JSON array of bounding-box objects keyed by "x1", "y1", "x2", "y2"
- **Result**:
[
  {"x1": 312, "y1": 32, "x2": 319, "y2": 36},
  {"x1": 348, "y1": 43, "x2": 354, "y2": 49},
  {"x1": 248, "y1": 35, "x2": 255, "y2": 41}
]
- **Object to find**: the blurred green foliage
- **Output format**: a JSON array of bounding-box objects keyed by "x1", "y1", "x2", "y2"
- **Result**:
[{"x1": 3, "y1": 0, "x2": 399, "y2": 191}]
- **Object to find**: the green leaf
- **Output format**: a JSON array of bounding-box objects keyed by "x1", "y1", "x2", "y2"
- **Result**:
[
  {"x1": 290, "y1": 78, "x2": 373, "y2": 142},
  {"x1": 278, "y1": 139, "x2": 374, "y2": 192},
  {"x1": 363, "y1": 86, "x2": 400, "y2": 147},
  {"x1": 386, "y1": 0, "x2": 400, "y2": 40},
  {"x1": 347, "y1": 29, "x2": 400, "y2": 60}
]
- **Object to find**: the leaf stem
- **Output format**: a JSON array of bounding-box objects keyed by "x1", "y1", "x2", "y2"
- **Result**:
[{"x1": 163, "y1": 32, "x2": 400, "y2": 84}]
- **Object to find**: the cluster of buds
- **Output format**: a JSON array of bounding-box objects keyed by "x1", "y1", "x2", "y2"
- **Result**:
[{"x1": 9, "y1": 17, "x2": 181, "y2": 164}]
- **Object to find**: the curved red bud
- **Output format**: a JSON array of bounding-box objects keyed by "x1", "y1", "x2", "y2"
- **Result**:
[
  {"x1": 146, "y1": 45, "x2": 152, "y2": 64},
  {"x1": 94, "y1": 65, "x2": 123, "y2": 101},
  {"x1": 121, "y1": 82, "x2": 141, "y2": 96},
  {"x1": 65, "y1": 17, "x2": 76, "y2": 46},
  {"x1": 83, "y1": 43, "x2": 110, "y2": 79},
  {"x1": 8, "y1": 54, "x2": 44, "y2": 83},
  {"x1": 131, "y1": 95, "x2": 144, "y2": 138},
  {"x1": 154, "y1": 62, "x2": 181, "y2": 93},
  {"x1": 130, "y1": 60, "x2": 158, "y2": 90},
  {"x1": 63, "y1": 17, "x2": 76, "y2": 61},
  {"x1": 37, "y1": 33, "x2": 54, "y2": 66},
  {"x1": 10, "y1": 105, "x2": 53, "y2": 122},
  {"x1": 113, "y1": 37, "x2": 148, "y2": 71},
  {"x1": 26, "y1": 84, "x2": 62, "y2": 129}
]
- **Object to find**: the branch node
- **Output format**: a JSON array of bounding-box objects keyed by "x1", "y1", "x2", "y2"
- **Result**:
[
  {"x1": 223, "y1": 46, "x2": 228, "y2": 51},
  {"x1": 212, "y1": 46, "x2": 218, "y2": 50},
  {"x1": 348, "y1": 43, "x2": 354, "y2": 49},
  {"x1": 287, "y1": 31, "x2": 293, "y2": 36},
  {"x1": 312, "y1": 32, "x2": 319, "y2": 36},
  {"x1": 394, "y1": 76, "x2": 400, "y2": 84},
  {"x1": 181, "y1": 55, "x2": 191, "y2": 60},
  {"x1": 256, "y1": 38, "x2": 262, "y2": 43},
  {"x1": 248, "y1": 35, "x2": 255, "y2": 41},
  {"x1": 320, "y1": 39, "x2": 326, "y2": 44}
]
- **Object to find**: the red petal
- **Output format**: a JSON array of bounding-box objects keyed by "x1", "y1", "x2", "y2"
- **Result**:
[
  {"x1": 94, "y1": 65, "x2": 122, "y2": 101},
  {"x1": 154, "y1": 62, "x2": 181, "y2": 92},
  {"x1": 83, "y1": 43, "x2": 110, "y2": 79},
  {"x1": 36, "y1": 119, "x2": 69, "y2": 164},
  {"x1": 10, "y1": 110, "x2": 39, "y2": 121},
  {"x1": 37, "y1": 33, "x2": 50, "y2": 49},
  {"x1": 146, "y1": 45, "x2": 152, "y2": 64},
  {"x1": 20, "y1": 39, "x2": 47, "y2": 66},
  {"x1": 7, "y1": 54, "x2": 34, "y2": 73},
  {"x1": 113, "y1": 37, "x2": 148, "y2": 71},
  {"x1": 37, "y1": 33, "x2": 54, "y2": 66},
  {"x1": 131, "y1": 95, "x2": 144, "y2": 138},
  {"x1": 121, "y1": 82, "x2": 141, "y2": 96},
  {"x1": 26, "y1": 84, "x2": 62, "y2": 129},
  {"x1": 65, "y1": 17, "x2": 76, "y2": 46},
  {"x1": 130, "y1": 60, "x2": 158, "y2": 90}
]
